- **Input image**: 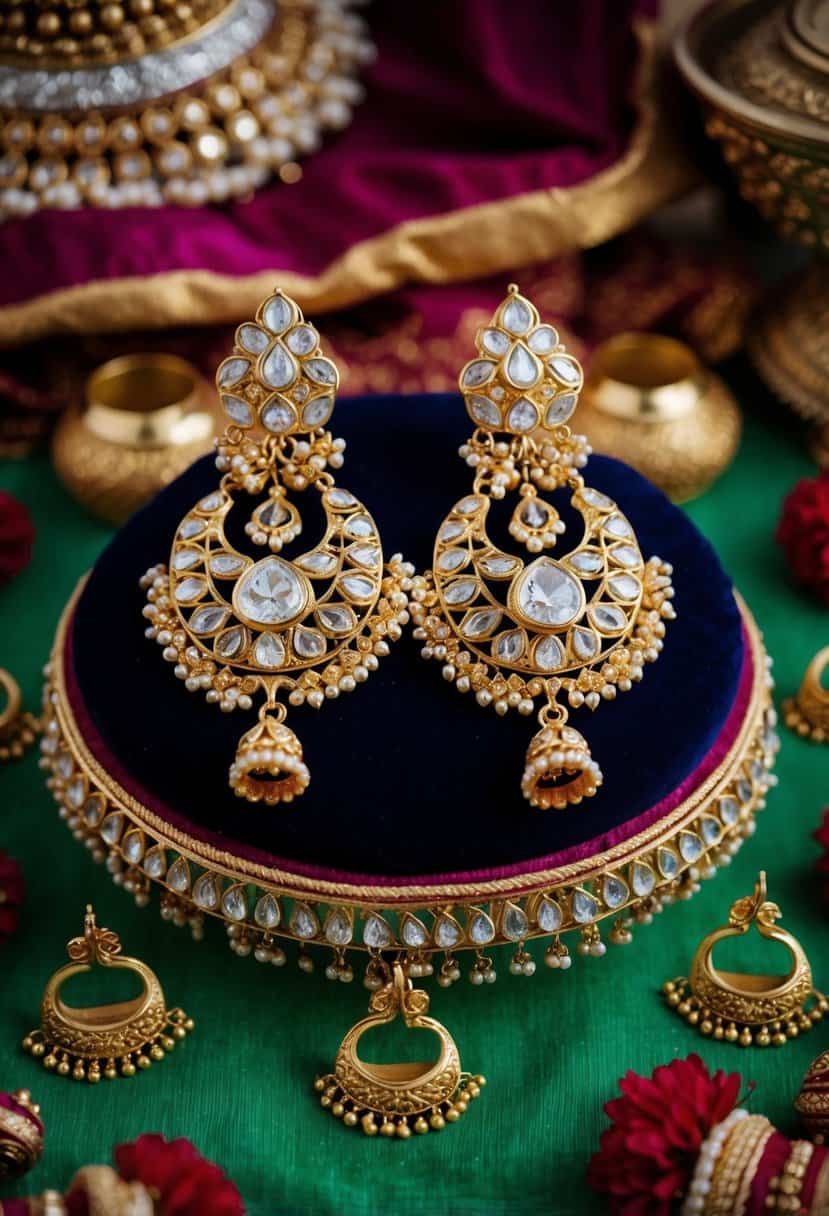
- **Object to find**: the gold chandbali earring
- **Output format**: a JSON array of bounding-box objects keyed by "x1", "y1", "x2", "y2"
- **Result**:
[
  {"x1": 142, "y1": 289, "x2": 413, "y2": 805},
  {"x1": 410, "y1": 285, "x2": 676, "y2": 808},
  {"x1": 662, "y1": 872, "x2": 827, "y2": 1046},
  {"x1": 782, "y1": 645, "x2": 829, "y2": 742},
  {"x1": 315, "y1": 962, "x2": 484, "y2": 1139},
  {"x1": 22, "y1": 905, "x2": 193, "y2": 1082}
]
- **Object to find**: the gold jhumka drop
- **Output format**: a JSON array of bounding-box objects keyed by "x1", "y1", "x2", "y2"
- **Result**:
[
  {"x1": 142, "y1": 289, "x2": 412, "y2": 804},
  {"x1": 316, "y1": 963, "x2": 483, "y2": 1138},
  {"x1": 663, "y1": 873, "x2": 827, "y2": 1047},
  {"x1": 411, "y1": 285, "x2": 676, "y2": 809},
  {"x1": 22, "y1": 906, "x2": 193, "y2": 1082}
]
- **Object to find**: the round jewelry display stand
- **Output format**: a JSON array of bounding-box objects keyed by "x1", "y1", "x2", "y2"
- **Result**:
[{"x1": 40, "y1": 394, "x2": 778, "y2": 985}]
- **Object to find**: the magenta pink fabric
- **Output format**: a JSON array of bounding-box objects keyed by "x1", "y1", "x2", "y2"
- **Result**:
[
  {"x1": 63, "y1": 615, "x2": 754, "y2": 896},
  {"x1": 0, "y1": 0, "x2": 656, "y2": 310}
]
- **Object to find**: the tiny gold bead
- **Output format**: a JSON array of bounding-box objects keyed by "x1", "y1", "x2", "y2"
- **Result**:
[
  {"x1": 380, "y1": 1121, "x2": 395, "y2": 1137},
  {"x1": 344, "y1": 1112, "x2": 358, "y2": 1127},
  {"x1": 396, "y1": 1122, "x2": 412, "y2": 1139},
  {"x1": 429, "y1": 1113, "x2": 445, "y2": 1130},
  {"x1": 313, "y1": 1078, "x2": 325, "y2": 1092},
  {"x1": 331, "y1": 1102, "x2": 344, "y2": 1118},
  {"x1": 414, "y1": 1117, "x2": 429, "y2": 1135},
  {"x1": 137, "y1": 1054, "x2": 151, "y2": 1070},
  {"x1": 445, "y1": 1107, "x2": 460, "y2": 1122},
  {"x1": 361, "y1": 1115, "x2": 377, "y2": 1136},
  {"x1": 320, "y1": 1095, "x2": 332, "y2": 1108}
]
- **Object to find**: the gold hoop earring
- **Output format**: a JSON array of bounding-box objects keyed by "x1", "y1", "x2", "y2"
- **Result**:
[
  {"x1": 315, "y1": 962, "x2": 484, "y2": 1138},
  {"x1": 662, "y1": 872, "x2": 827, "y2": 1046},
  {"x1": 142, "y1": 289, "x2": 413, "y2": 805},
  {"x1": 410, "y1": 285, "x2": 675, "y2": 808},
  {"x1": 782, "y1": 645, "x2": 829, "y2": 742},
  {"x1": 0, "y1": 668, "x2": 39, "y2": 762},
  {"x1": 22, "y1": 905, "x2": 193, "y2": 1082}
]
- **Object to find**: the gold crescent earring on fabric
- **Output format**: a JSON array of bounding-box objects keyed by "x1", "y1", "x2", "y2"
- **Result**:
[
  {"x1": 410, "y1": 284, "x2": 676, "y2": 809},
  {"x1": 0, "y1": 668, "x2": 39, "y2": 762},
  {"x1": 315, "y1": 962, "x2": 484, "y2": 1138},
  {"x1": 22, "y1": 905, "x2": 193, "y2": 1082},
  {"x1": 662, "y1": 872, "x2": 827, "y2": 1046},
  {"x1": 142, "y1": 289, "x2": 413, "y2": 805},
  {"x1": 783, "y1": 645, "x2": 829, "y2": 742}
]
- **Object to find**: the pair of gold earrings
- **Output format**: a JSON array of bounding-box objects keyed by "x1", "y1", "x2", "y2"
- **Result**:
[{"x1": 141, "y1": 285, "x2": 675, "y2": 809}]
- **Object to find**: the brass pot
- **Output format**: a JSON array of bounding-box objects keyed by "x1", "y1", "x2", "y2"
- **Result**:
[
  {"x1": 580, "y1": 332, "x2": 741, "y2": 502},
  {"x1": 674, "y1": 0, "x2": 829, "y2": 421},
  {"x1": 52, "y1": 353, "x2": 221, "y2": 524}
]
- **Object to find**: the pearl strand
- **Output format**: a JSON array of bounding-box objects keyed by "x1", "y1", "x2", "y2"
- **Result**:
[{"x1": 681, "y1": 1109, "x2": 749, "y2": 1216}]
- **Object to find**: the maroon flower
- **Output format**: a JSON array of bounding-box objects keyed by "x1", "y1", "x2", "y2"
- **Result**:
[
  {"x1": 114, "y1": 1134, "x2": 244, "y2": 1216},
  {"x1": 776, "y1": 471, "x2": 829, "y2": 606},
  {"x1": 0, "y1": 849, "x2": 24, "y2": 943},
  {"x1": 0, "y1": 491, "x2": 34, "y2": 587},
  {"x1": 816, "y1": 808, "x2": 829, "y2": 912},
  {"x1": 587, "y1": 1054, "x2": 742, "y2": 1216}
]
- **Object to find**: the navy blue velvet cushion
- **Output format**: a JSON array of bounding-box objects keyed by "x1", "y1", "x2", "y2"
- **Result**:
[{"x1": 71, "y1": 393, "x2": 744, "y2": 876}]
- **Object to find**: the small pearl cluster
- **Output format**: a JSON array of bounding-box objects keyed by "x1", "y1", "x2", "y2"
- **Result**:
[
  {"x1": 215, "y1": 434, "x2": 347, "y2": 498},
  {"x1": 680, "y1": 1108, "x2": 749, "y2": 1216},
  {"x1": 458, "y1": 431, "x2": 591, "y2": 500}
]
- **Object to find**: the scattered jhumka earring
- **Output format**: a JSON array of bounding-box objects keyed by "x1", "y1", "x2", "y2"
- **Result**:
[
  {"x1": 22, "y1": 905, "x2": 193, "y2": 1082},
  {"x1": 662, "y1": 872, "x2": 827, "y2": 1046},
  {"x1": 410, "y1": 285, "x2": 676, "y2": 808},
  {"x1": 142, "y1": 289, "x2": 413, "y2": 804},
  {"x1": 0, "y1": 668, "x2": 39, "y2": 763},
  {"x1": 782, "y1": 645, "x2": 829, "y2": 743},
  {"x1": 316, "y1": 962, "x2": 484, "y2": 1138}
]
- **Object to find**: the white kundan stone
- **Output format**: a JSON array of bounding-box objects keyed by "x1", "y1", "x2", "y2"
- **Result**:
[
  {"x1": 515, "y1": 559, "x2": 582, "y2": 628},
  {"x1": 236, "y1": 558, "x2": 306, "y2": 625}
]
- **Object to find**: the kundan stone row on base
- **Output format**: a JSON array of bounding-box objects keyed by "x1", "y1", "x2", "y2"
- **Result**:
[{"x1": 38, "y1": 582, "x2": 779, "y2": 989}]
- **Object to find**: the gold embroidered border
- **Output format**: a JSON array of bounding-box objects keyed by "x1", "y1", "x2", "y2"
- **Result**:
[{"x1": 0, "y1": 22, "x2": 698, "y2": 348}]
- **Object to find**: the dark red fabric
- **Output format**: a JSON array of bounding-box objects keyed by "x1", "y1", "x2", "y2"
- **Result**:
[
  {"x1": 0, "y1": 492, "x2": 35, "y2": 587},
  {"x1": 0, "y1": 0, "x2": 655, "y2": 308}
]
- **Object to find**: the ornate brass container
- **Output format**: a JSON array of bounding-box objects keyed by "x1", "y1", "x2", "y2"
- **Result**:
[
  {"x1": 675, "y1": 0, "x2": 829, "y2": 421},
  {"x1": 580, "y1": 333, "x2": 741, "y2": 502}
]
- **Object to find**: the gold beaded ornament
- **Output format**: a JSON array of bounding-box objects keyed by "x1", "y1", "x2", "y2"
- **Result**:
[
  {"x1": 411, "y1": 285, "x2": 676, "y2": 809},
  {"x1": 662, "y1": 872, "x2": 827, "y2": 1047},
  {"x1": 142, "y1": 289, "x2": 412, "y2": 805},
  {"x1": 782, "y1": 645, "x2": 829, "y2": 742},
  {"x1": 0, "y1": 668, "x2": 39, "y2": 762},
  {"x1": 22, "y1": 905, "x2": 193, "y2": 1082},
  {"x1": 315, "y1": 963, "x2": 484, "y2": 1139}
]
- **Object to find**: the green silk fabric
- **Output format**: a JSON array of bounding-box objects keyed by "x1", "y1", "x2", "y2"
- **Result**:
[{"x1": 0, "y1": 401, "x2": 826, "y2": 1215}]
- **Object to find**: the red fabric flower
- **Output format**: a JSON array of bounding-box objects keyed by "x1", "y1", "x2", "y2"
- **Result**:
[
  {"x1": 0, "y1": 490, "x2": 34, "y2": 587},
  {"x1": 114, "y1": 1134, "x2": 244, "y2": 1216},
  {"x1": 587, "y1": 1054, "x2": 742, "y2": 1216},
  {"x1": 776, "y1": 471, "x2": 829, "y2": 606},
  {"x1": 816, "y1": 808, "x2": 829, "y2": 911},
  {"x1": 0, "y1": 849, "x2": 24, "y2": 943}
]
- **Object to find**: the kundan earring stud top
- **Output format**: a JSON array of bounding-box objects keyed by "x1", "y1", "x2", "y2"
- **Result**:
[
  {"x1": 410, "y1": 285, "x2": 676, "y2": 809},
  {"x1": 142, "y1": 289, "x2": 413, "y2": 805}
]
